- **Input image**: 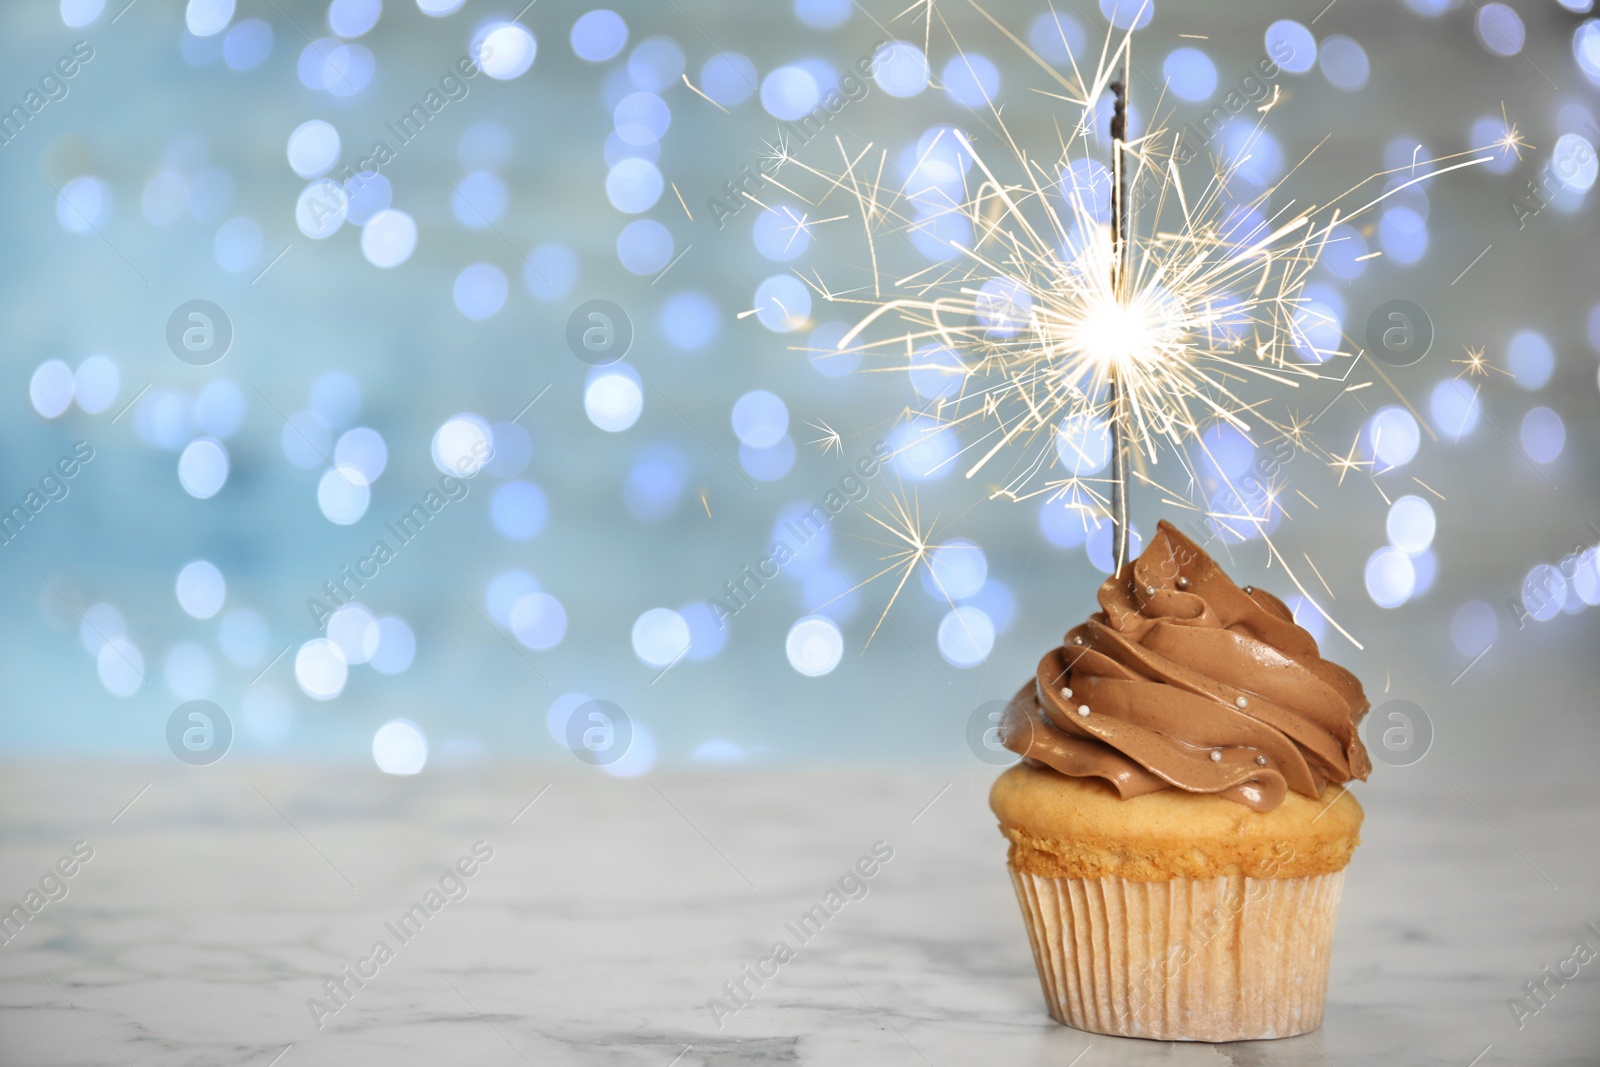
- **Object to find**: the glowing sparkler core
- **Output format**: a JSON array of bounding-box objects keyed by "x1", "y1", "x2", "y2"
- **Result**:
[
  {"x1": 1047, "y1": 259, "x2": 1187, "y2": 382},
  {"x1": 1071, "y1": 298, "x2": 1152, "y2": 373}
]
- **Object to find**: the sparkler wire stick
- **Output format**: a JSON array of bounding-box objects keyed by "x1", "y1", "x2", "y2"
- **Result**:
[{"x1": 1109, "y1": 78, "x2": 1131, "y2": 575}]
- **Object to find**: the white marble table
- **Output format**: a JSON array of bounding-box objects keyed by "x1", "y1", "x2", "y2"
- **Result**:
[{"x1": 1, "y1": 760, "x2": 1596, "y2": 1066}]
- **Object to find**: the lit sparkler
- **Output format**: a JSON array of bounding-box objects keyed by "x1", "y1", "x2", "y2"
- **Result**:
[
  {"x1": 774, "y1": 6, "x2": 1497, "y2": 652},
  {"x1": 790, "y1": 38, "x2": 1321, "y2": 509},
  {"x1": 781, "y1": 5, "x2": 1492, "y2": 644}
]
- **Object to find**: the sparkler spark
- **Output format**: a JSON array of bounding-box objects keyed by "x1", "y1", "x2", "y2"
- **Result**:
[
  {"x1": 1494, "y1": 101, "x2": 1530, "y2": 163},
  {"x1": 798, "y1": 481, "x2": 992, "y2": 652},
  {"x1": 852, "y1": 487, "x2": 941, "y2": 649},
  {"x1": 1330, "y1": 435, "x2": 1372, "y2": 487},
  {"x1": 806, "y1": 419, "x2": 844, "y2": 454},
  {"x1": 1455, "y1": 344, "x2": 1507, "y2": 379}
]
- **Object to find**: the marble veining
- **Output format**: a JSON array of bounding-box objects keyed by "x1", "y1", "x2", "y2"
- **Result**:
[{"x1": 0, "y1": 762, "x2": 1596, "y2": 1065}]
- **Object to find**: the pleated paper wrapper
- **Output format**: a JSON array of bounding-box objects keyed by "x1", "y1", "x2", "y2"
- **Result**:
[{"x1": 1008, "y1": 868, "x2": 1345, "y2": 1042}]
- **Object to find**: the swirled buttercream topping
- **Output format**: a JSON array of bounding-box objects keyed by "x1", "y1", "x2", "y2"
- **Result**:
[{"x1": 999, "y1": 520, "x2": 1370, "y2": 812}]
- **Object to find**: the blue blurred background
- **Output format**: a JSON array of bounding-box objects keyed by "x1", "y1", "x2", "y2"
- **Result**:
[{"x1": 1, "y1": 0, "x2": 1596, "y2": 774}]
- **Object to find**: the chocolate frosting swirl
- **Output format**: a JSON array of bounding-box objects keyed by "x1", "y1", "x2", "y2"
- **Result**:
[{"x1": 999, "y1": 520, "x2": 1371, "y2": 812}]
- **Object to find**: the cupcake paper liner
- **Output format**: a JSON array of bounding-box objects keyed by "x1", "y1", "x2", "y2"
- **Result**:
[{"x1": 1008, "y1": 868, "x2": 1344, "y2": 1042}]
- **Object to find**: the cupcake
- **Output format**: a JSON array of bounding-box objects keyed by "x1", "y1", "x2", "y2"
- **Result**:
[{"x1": 991, "y1": 520, "x2": 1370, "y2": 1042}]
